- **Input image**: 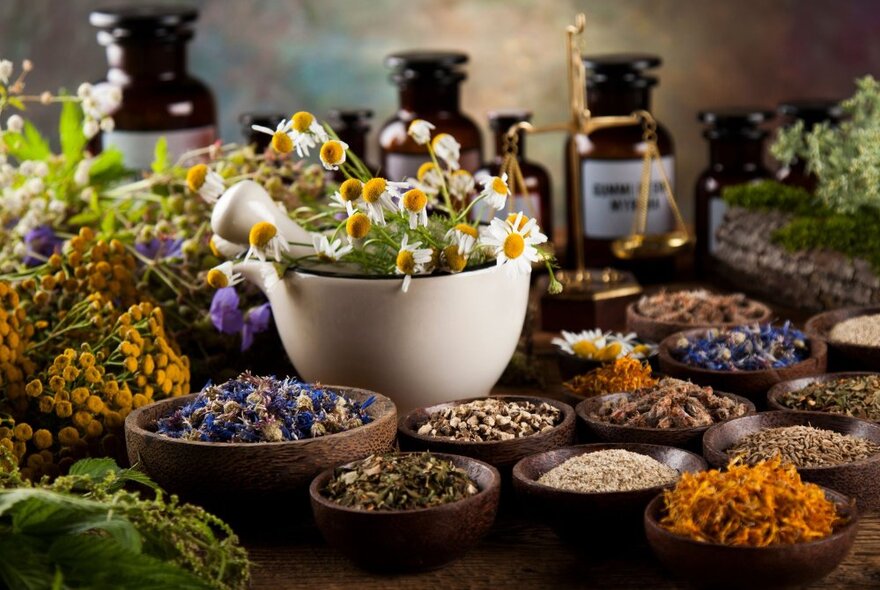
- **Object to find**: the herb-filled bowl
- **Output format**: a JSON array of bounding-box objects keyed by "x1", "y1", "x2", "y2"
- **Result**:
[
  {"x1": 805, "y1": 306, "x2": 880, "y2": 369},
  {"x1": 512, "y1": 443, "x2": 706, "y2": 545},
  {"x1": 702, "y1": 411, "x2": 880, "y2": 511},
  {"x1": 767, "y1": 372, "x2": 880, "y2": 421},
  {"x1": 657, "y1": 325, "x2": 827, "y2": 404},
  {"x1": 396, "y1": 395, "x2": 576, "y2": 473},
  {"x1": 551, "y1": 328, "x2": 659, "y2": 381},
  {"x1": 124, "y1": 380, "x2": 397, "y2": 517},
  {"x1": 309, "y1": 452, "x2": 501, "y2": 572}
]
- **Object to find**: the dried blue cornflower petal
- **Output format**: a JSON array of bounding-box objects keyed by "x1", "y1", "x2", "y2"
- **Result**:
[
  {"x1": 672, "y1": 322, "x2": 809, "y2": 371},
  {"x1": 155, "y1": 372, "x2": 374, "y2": 442}
]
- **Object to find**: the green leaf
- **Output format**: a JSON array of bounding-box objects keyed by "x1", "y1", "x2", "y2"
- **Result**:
[
  {"x1": 101, "y1": 211, "x2": 116, "y2": 235},
  {"x1": 7, "y1": 97, "x2": 25, "y2": 111},
  {"x1": 67, "y1": 458, "x2": 159, "y2": 493},
  {"x1": 3, "y1": 121, "x2": 51, "y2": 161},
  {"x1": 23, "y1": 121, "x2": 51, "y2": 159},
  {"x1": 151, "y1": 136, "x2": 169, "y2": 174},
  {"x1": 0, "y1": 534, "x2": 55, "y2": 590},
  {"x1": 67, "y1": 210, "x2": 100, "y2": 226},
  {"x1": 88, "y1": 147, "x2": 126, "y2": 183},
  {"x1": 59, "y1": 100, "x2": 85, "y2": 164},
  {"x1": 127, "y1": 203, "x2": 149, "y2": 223}
]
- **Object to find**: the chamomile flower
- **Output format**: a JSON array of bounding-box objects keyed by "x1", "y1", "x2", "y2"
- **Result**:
[
  {"x1": 443, "y1": 244, "x2": 468, "y2": 273},
  {"x1": 480, "y1": 212, "x2": 542, "y2": 277},
  {"x1": 6, "y1": 114, "x2": 23, "y2": 134},
  {"x1": 312, "y1": 234, "x2": 352, "y2": 262},
  {"x1": 185, "y1": 163, "x2": 225, "y2": 203},
  {"x1": 346, "y1": 211, "x2": 372, "y2": 241},
  {"x1": 330, "y1": 178, "x2": 363, "y2": 213},
  {"x1": 319, "y1": 139, "x2": 348, "y2": 171},
  {"x1": 431, "y1": 133, "x2": 461, "y2": 170},
  {"x1": 551, "y1": 329, "x2": 653, "y2": 361},
  {"x1": 395, "y1": 234, "x2": 433, "y2": 293},
  {"x1": 206, "y1": 261, "x2": 243, "y2": 289},
  {"x1": 479, "y1": 172, "x2": 510, "y2": 211},
  {"x1": 210, "y1": 235, "x2": 246, "y2": 259},
  {"x1": 0, "y1": 60, "x2": 12, "y2": 85},
  {"x1": 400, "y1": 188, "x2": 429, "y2": 229},
  {"x1": 505, "y1": 213, "x2": 548, "y2": 243},
  {"x1": 448, "y1": 169, "x2": 475, "y2": 201},
  {"x1": 289, "y1": 111, "x2": 328, "y2": 157},
  {"x1": 251, "y1": 119, "x2": 294, "y2": 154},
  {"x1": 406, "y1": 162, "x2": 443, "y2": 197},
  {"x1": 445, "y1": 223, "x2": 478, "y2": 256},
  {"x1": 245, "y1": 221, "x2": 289, "y2": 263},
  {"x1": 408, "y1": 119, "x2": 435, "y2": 145},
  {"x1": 361, "y1": 177, "x2": 402, "y2": 225}
]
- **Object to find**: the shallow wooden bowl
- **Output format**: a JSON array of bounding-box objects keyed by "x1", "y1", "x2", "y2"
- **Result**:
[
  {"x1": 658, "y1": 328, "x2": 827, "y2": 405},
  {"x1": 625, "y1": 298, "x2": 772, "y2": 344},
  {"x1": 703, "y1": 411, "x2": 880, "y2": 511},
  {"x1": 397, "y1": 395, "x2": 576, "y2": 473},
  {"x1": 805, "y1": 306, "x2": 880, "y2": 369},
  {"x1": 310, "y1": 452, "x2": 500, "y2": 572},
  {"x1": 644, "y1": 487, "x2": 859, "y2": 589},
  {"x1": 125, "y1": 387, "x2": 397, "y2": 517},
  {"x1": 767, "y1": 372, "x2": 880, "y2": 421},
  {"x1": 512, "y1": 443, "x2": 706, "y2": 545},
  {"x1": 576, "y1": 390, "x2": 755, "y2": 452}
]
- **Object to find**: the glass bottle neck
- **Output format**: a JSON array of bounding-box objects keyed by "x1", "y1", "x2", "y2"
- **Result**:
[
  {"x1": 105, "y1": 40, "x2": 189, "y2": 83},
  {"x1": 493, "y1": 129, "x2": 525, "y2": 161},
  {"x1": 586, "y1": 86, "x2": 651, "y2": 116},
  {"x1": 708, "y1": 137, "x2": 765, "y2": 170},
  {"x1": 398, "y1": 81, "x2": 461, "y2": 115}
]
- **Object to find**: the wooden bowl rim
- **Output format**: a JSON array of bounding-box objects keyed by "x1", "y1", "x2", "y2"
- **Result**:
[
  {"x1": 124, "y1": 385, "x2": 397, "y2": 449},
  {"x1": 575, "y1": 389, "x2": 756, "y2": 434},
  {"x1": 767, "y1": 372, "x2": 880, "y2": 416},
  {"x1": 397, "y1": 394, "x2": 575, "y2": 448},
  {"x1": 805, "y1": 306, "x2": 880, "y2": 350},
  {"x1": 512, "y1": 442, "x2": 707, "y2": 500},
  {"x1": 644, "y1": 486, "x2": 859, "y2": 552},
  {"x1": 626, "y1": 298, "x2": 773, "y2": 333},
  {"x1": 658, "y1": 326, "x2": 826, "y2": 378},
  {"x1": 308, "y1": 451, "x2": 501, "y2": 515},
  {"x1": 702, "y1": 410, "x2": 880, "y2": 472}
]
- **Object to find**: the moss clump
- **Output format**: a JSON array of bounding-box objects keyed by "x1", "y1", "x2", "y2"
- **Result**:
[{"x1": 722, "y1": 181, "x2": 814, "y2": 216}]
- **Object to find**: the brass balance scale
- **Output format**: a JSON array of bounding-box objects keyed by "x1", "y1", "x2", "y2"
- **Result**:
[{"x1": 498, "y1": 14, "x2": 691, "y2": 316}]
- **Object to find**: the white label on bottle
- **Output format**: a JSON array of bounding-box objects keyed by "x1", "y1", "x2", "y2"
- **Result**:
[
  {"x1": 708, "y1": 197, "x2": 727, "y2": 254},
  {"x1": 102, "y1": 125, "x2": 216, "y2": 170},
  {"x1": 581, "y1": 156, "x2": 676, "y2": 239},
  {"x1": 472, "y1": 193, "x2": 542, "y2": 225},
  {"x1": 384, "y1": 148, "x2": 481, "y2": 181}
]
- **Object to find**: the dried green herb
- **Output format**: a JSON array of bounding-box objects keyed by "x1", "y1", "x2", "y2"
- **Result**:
[
  {"x1": 322, "y1": 453, "x2": 478, "y2": 511},
  {"x1": 780, "y1": 375, "x2": 880, "y2": 421}
]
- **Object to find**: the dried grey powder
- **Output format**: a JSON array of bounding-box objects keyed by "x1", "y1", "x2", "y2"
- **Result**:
[
  {"x1": 829, "y1": 314, "x2": 880, "y2": 347},
  {"x1": 537, "y1": 449, "x2": 679, "y2": 493}
]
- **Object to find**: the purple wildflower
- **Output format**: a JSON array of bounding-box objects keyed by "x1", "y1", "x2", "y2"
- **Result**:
[
  {"x1": 210, "y1": 287, "x2": 244, "y2": 335},
  {"x1": 136, "y1": 236, "x2": 184, "y2": 260},
  {"x1": 241, "y1": 302, "x2": 273, "y2": 352},
  {"x1": 23, "y1": 225, "x2": 63, "y2": 266}
]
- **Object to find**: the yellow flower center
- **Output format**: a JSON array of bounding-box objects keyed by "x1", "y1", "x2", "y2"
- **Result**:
[
  {"x1": 396, "y1": 250, "x2": 416, "y2": 274},
  {"x1": 291, "y1": 111, "x2": 314, "y2": 133},
  {"x1": 249, "y1": 221, "x2": 277, "y2": 248},
  {"x1": 402, "y1": 189, "x2": 427, "y2": 213},
  {"x1": 346, "y1": 213, "x2": 371, "y2": 239},
  {"x1": 444, "y1": 245, "x2": 467, "y2": 272},
  {"x1": 491, "y1": 176, "x2": 509, "y2": 195},
  {"x1": 363, "y1": 178, "x2": 387, "y2": 204},
  {"x1": 206, "y1": 268, "x2": 229, "y2": 289},
  {"x1": 571, "y1": 340, "x2": 599, "y2": 359},
  {"x1": 271, "y1": 131, "x2": 293, "y2": 154},
  {"x1": 595, "y1": 342, "x2": 623, "y2": 361},
  {"x1": 320, "y1": 140, "x2": 345, "y2": 165},
  {"x1": 417, "y1": 162, "x2": 436, "y2": 182},
  {"x1": 503, "y1": 232, "x2": 525, "y2": 259},
  {"x1": 186, "y1": 164, "x2": 208, "y2": 191},
  {"x1": 454, "y1": 223, "x2": 478, "y2": 239},
  {"x1": 339, "y1": 178, "x2": 363, "y2": 201}
]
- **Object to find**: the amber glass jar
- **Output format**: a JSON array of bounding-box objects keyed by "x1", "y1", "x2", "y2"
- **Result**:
[
  {"x1": 695, "y1": 109, "x2": 773, "y2": 275},
  {"x1": 328, "y1": 108, "x2": 375, "y2": 180},
  {"x1": 775, "y1": 100, "x2": 843, "y2": 192},
  {"x1": 239, "y1": 113, "x2": 286, "y2": 152},
  {"x1": 379, "y1": 51, "x2": 482, "y2": 181},
  {"x1": 90, "y1": 6, "x2": 217, "y2": 170},
  {"x1": 566, "y1": 54, "x2": 675, "y2": 276},
  {"x1": 474, "y1": 110, "x2": 553, "y2": 240}
]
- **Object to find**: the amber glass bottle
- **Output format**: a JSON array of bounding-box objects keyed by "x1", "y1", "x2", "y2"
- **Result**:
[
  {"x1": 90, "y1": 6, "x2": 217, "y2": 170},
  {"x1": 695, "y1": 109, "x2": 773, "y2": 275},
  {"x1": 474, "y1": 110, "x2": 553, "y2": 241},
  {"x1": 379, "y1": 51, "x2": 482, "y2": 181},
  {"x1": 239, "y1": 113, "x2": 286, "y2": 152},
  {"x1": 566, "y1": 54, "x2": 675, "y2": 276},
  {"x1": 328, "y1": 108, "x2": 375, "y2": 180},
  {"x1": 775, "y1": 100, "x2": 843, "y2": 192}
]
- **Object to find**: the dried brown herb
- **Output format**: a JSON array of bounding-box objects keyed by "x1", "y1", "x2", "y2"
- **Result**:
[{"x1": 728, "y1": 425, "x2": 880, "y2": 468}]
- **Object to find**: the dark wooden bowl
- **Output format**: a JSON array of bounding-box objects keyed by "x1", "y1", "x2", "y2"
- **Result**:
[
  {"x1": 625, "y1": 298, "x2": 772, "y2": 344},
  {"x1": 512, "y1": 443, "x2": 706, "y2": 545},
  {"x1": 555, "y1": 347, "x2": 659, "y2": 381},
  {"x1": 767, "y1": 372, "x2": 880, "y2": 422},
  {"x1": 658, "y1": 328, "x2": 827, "y2": 406},
  {"x1": 644, "y1": 487, "x2": 859, "y2": 589},
  {"x1": 805, "y1": 306, "x2": 880, "y2": 369},
  {"x1": 124, "y1": 387, "x2": 397, "y2": 518},
  {"x1": 397, "y1": 395, "x2": 576, "y2": 473},
  {"x1": 310, "y1": 452, "x2": 500, "y2": 572},
  {"x1": 703, "y1": 411, "x2": 880, "y2": 511},
  {"x1": 576, "y1": 390, "x2": 756, "y2": 452}
]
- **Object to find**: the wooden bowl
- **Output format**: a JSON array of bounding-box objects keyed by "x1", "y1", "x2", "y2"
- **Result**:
[
  {"x1": 124, "y1": 387, "x2": 397, "y2": 518},
  {"x1": 806, "y1": 306, "x2": 880, "y2": 369},
  {"x1": 703, "y1": 411, "x2": 880, "y2": 511},
  {"x1": 555, "y1": 347, "x2": 659, "y2": 381},
  {"x1": 644, "y1": 487, "x2": 859, "y2": 589},
  {"x1": 625, "y1": 298, "x2": 772, "y2": 344},
  {"x1": 397, "y1": 395, "x2": 576, "y2": 473},
  {"x1": 576, "y1": 390, "x2": 756, "y2": 452},
  {"x1": 512, "y1": 443, "x2": 706, "y2": 545},
  {"x1": 658, "y1": 328, "x2": 827, "y2": 405},
  {"x1": 310, "y1": 452, "x2": 500, "y2": 572},
  {"x1": 767, "y1": 372, "x2": 880, "y2": 421}
]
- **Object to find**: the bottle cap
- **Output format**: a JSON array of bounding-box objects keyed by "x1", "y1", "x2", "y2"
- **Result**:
[
  {"x1": 777, "y1": 99, "x2": 844, "y2": 129},
  {"x1": 583, "y1": 53, "x2": 661, "y2": 87},
  {"x1": 698, "y1": 108, "x2": 773, "y2": 140},
  {"x1": 386, "y1": 51, "x2": 468, "y2": 84},
  {"x1": 328, "y1": 108, "x2": 374, "y2": 131},
  {"x1": 488, "y1": 109, "x2": 532, "y2": 133},
  {"x1": 90, "y1": 6, "x2": 198, "y2": 40}
]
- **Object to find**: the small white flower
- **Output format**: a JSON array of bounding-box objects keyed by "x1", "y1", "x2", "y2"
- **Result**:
[
  {"x1": 74, "y1": 158, "x2": 92, "y2": 186},
  {"x1": 18, "y1": 160, "x2": 34, "y2": 176},
  {"x1": 407, "y1": 119, "x2": 435, "y2": 145},
  {"x1": 23, "y1": 177, "x2": 44, "y2": 196},
  {"x1": 33, "y1": 161, "x2": 48, "y2": 178},
  {"x1": 551, "y1": 329, "x2": 653, "y2": 361},
  {"x1": 185, "y1": 164, "x2": 225, "y2": 203},
  {"x1": 479, "y1": 172, "x2": 510, "y2": 211},
  {"x1": 245, "y1": 221, "x2": 290, "y2": 263},
  {"x1": 5, "y1": 114, "x2": 23, "y2": 133},
  {"x1": 360, "y1": 177, "x2": 402, "y2": 226},
  {"x1": 319, "y1": 139, "x2": 348, "y2": 171},
  {"x1": 444, "y1": 223, "x2": 479, "y2": 256},
  {"x1": 82, "y1": 83, "x2": 121, "y2": 119},
  {"x1": 431, "y1": 133, "x2": 461, "y2": 170},
  {"x1": 206, "y1": 261, "x2": 243, "y2": 289},
  {"x1": 48, "y1": 199, "x2": 66, "y2": 215},
  {"x1": 448, "y1": 169, "x2": 475, "y2": 200},
  {"x1": 77, "y1": 82, "x2": 92, "y2": 99},
  {"x1": 330, "y1": 178, "x2": 363, "y2": 212},
  {"x1": 83, "y1": 119, "x2": 100, "y2": 139},
  {"x1": 480, "y1": 212, "x2": 543, "y2": 277},
  {"x1": 0, "y1": 60, "x2": 13, "y2": 85},
  {"x1": 312, "y1": 234, "x2": 352, "y2": 262},
  {"x1": 100, "y1": 117, "x2": 115, "y2": 133},
  {"x1": 251, "y1": 119, "x2": 295, "y2": 155},
  {"x1": 400, "y1": 188, "x2": 429, "y2": 229},
  {"x1": 210, "y1": 235, "x2": 247, "y2": 259},
  {"x1": 288, "y1": 111, "x2": 328, "y2": 158},
  {"x1": 395, "y1": 234, "x2": 433, "y2": 293}
]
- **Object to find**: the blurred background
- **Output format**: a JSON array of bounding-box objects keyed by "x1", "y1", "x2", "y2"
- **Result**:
[{"x1": 2, "y1": 0, "x2": 879, "y2": 228}]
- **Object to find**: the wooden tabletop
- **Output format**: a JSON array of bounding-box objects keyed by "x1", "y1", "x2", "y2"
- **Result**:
[{"x1": 243, "y1": 286, "x2": 880, "y2": 589}]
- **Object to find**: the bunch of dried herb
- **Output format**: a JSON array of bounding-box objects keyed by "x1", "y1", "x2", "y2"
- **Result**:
[
  {"x1": 636, "y1": 290, "x2": 766, "y2": 324},
  {"x1": 563, "y1": 357, "x2": 657, "y2": 398},
  {"x1": 780, "y1": 375, "x2": 880, "y2": 421},
  {"x1": 322, "y1": 453, "x2": 478, "y2": 511},
  {"x1": 416, "y1": 398, "x2": 560, "y2": 442},
  {"x1": 728, "y1": 425, "x2": 880, "y2": 468}
]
